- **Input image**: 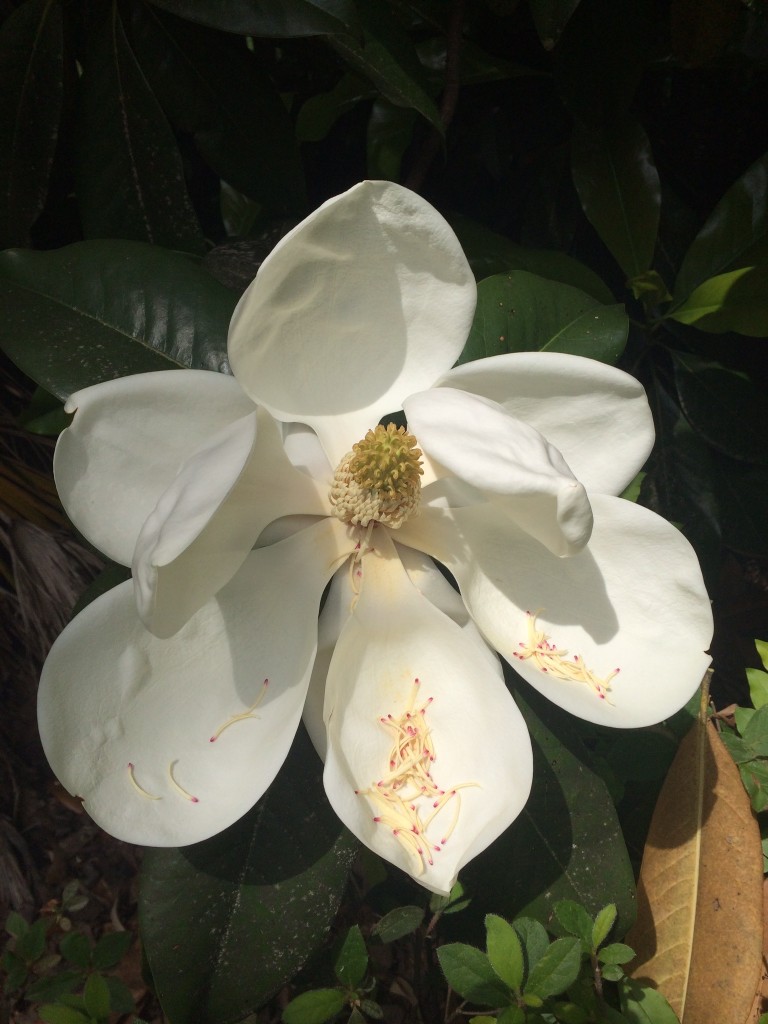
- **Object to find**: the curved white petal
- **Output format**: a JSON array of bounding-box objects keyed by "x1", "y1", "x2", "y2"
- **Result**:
[
  {"x1": 55, "y1": 370, "x2": 256, "y2": 565},
  {"x1": 303, "y1": 564, "x2": 355, "y2": 761},
  {"x1": 38, "y1": 518, "x2": 355, "y2": 847},
  {"x1": 281, "y1": 422, "x2": 333, "y2": 482},
  {"x1": 399, "y1": 496, "x2": 712, "y2": 729},
  {"x1": 133, "y1": 408, "x2": 330, "y2": 638},
  {"x1": 322, "y1": 530, "x2": 533, "y2": 895},
  {"x1": 302, "y1": 541, "x2": 495, "y2": 761},
  {"x1": 228, "y1": 181, "x2": 476, "y2": 466},
  {"x1": 405, "y1": 388, "x2": 593, "y2": 556},
  {"x1": 437, "y1": 352, "x2": 655, "y2": 495}
]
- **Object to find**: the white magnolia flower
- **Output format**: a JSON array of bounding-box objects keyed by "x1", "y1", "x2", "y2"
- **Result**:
[{"x1": 39, "y1": 181, "x2": 712, "y2": 895}]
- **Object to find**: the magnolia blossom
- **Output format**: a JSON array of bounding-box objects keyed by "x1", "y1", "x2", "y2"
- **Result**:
[{"x1": 39, "y1": 181, "x2": 712, "y2": 895}]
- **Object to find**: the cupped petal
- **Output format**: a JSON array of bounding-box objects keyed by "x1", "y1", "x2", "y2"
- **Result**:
[
  {"x1": 437, "y1": 352, "x2": 655, "y2": 495},
  {"x1": 55, "y1": 370, "x2": 256, "y2": 565},
  {"x1": 398, "y1": 495, "x2": 712, "y2": 729},
  {"x1": 405, "y1": 388, "x2": 593, "y2": 556},
  {"x1": 302, "y1": 541, "x2": 495, "y2": 761},
  {"x1": 133, "y1": 407, "x2": 330, "y2": 638},
  {"x1": 322, "y1": 529, "x2": 533, "y2": 895},
  {"x1": 38, "y1": 517, "x2": 355, "y2": 847},
  {"x1": 228, "y1": 181, "x2": 476, "y2": 466}
]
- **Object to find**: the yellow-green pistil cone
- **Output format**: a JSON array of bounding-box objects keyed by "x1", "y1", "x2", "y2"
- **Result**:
[{"x1": 330, "y1": 423, "x2": 423, "y2": 528}]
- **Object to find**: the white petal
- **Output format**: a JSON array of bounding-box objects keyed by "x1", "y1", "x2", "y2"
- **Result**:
[
  {"x1": 133, "y1": 408, "x2": 330, "y2": 637},
  {"x1": 38, "y1": 518, "x2": 355, "y2": 847},
  {"x1": 399, "y1": 496, "x2": 712, "y2": 728},
  {"x1": 281, "y1": 422, "x2": 333, "y2": 481},
  {"x1": 405, "y1": 388, "x2": 593, "y2": 556},
  {"x1": 438, "y1": 352, "x2": 655, "y2": 495},
  {"x1": 55, "y1": 370, "x2": 256, "y2": 565},
  {"x1": 322, "y1": 529, "x2": 533, "y2": 895},
  {"x1": 228, "y1": 181, "x2": 476, "y2": 466}
]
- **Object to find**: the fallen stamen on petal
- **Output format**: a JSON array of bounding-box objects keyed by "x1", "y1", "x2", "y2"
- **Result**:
[
  {"x1": 357, "y1": 678, "x2": 478, "y2": 874},
  {"x1": 210, "y1": 679, "x2": 269, "y2": 742},
  {"x1": 127, "y1": 762, "x2": 161, "y2": 801},
  {"x1": 513, "y1": 611, "x2": 618, "y2": 702},
  {"x1": 168, "y1": 760, "x2": 199, "y2": 803}
]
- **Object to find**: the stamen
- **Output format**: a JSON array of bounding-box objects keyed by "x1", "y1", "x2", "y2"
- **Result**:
[
  {"x1": 513, "y1": 611, "x2": 618, "y2": 702},
  {"x1": 210, "y1": 679, "x2": 269, "y2": 742},
  {"x1": 168, "y1": 761, "x2": 199, "y2": 803},
  {"x1": 329, "y1": 423, "x2": 423, "y2": 529},
  {"x1": 127, "y1": 762, "x2": 161, "y2": 801},
  {"x1": 356, "y1": 679, "x2": 478, "y2": 875}
]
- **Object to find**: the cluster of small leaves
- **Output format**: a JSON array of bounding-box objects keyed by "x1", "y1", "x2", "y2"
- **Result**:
[
  {"x1": 436, "y1": 900, "x2": 678, "y2": 1024},
  {"x1": 282, "y1": 924, "x2": 380, "y2": 1024},
  {"x1": 1, "y1": 884, "x2": 134, "y2": 1024},
  {"x1": 719, "y1": 638, "x2": 768, "y2": 866}
]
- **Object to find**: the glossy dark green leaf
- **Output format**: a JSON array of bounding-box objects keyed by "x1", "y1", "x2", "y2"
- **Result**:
[
  {"x1": 366, "y1": 99, "x2": 418, "y2": 181},
  {"x1": 674, "y1": 150, "x2": 768, "y2": 303},
  {"x1": 460, "y1": 684, "x2": 636, "y2": 936},
  {"x1": 553, "y1": 0, "x2": 656, "y2": 125},
  {"x1": 0, "y1": 0, "x2": 63, "y2": 248},
  {"x1": 25, "y1": 971, "x2": 81, "y2": 1003},
  {"x1": 282, "y1": 989, "x2": 346, "y2": 1024},
  {"x1": 741, "y1": 706, "x2": 768, "y2": 757},
  {"x1": 461, "y1": 271, "x2": 627, "y2": 365},
  {"x1": 128, "y1": 7, "x2": 305, "y2": 215},
  {"x1": 449, "y1": 215, "x2": 613, "y2": 302},
  {"x1": 297, "y1": 72, "x2": 373, "y2": 143},
  {"x1": 75, "y1": 6, "x2": 203, "y2": 252},
  {"x1": 436, "y1": 944, "x2": 511, "y2": 1006},
  {"x1": 639, "y1": 380, "x2": 720, "y2": 584},
  {"x1": 145, "y1": 0, "x2": 359, "y2": 36},
  {"x1": 739, "y1": 759, "x2": 768, "y2": 813},
  {"x1": 328, "y1": 1, "x2": 441, "y2": 131},
  {"x1": 713, "y1": 455, "x2": 768, "y2": 558},
  {"x1": 528, "y1": 0, "x2": 582, "y2": 48},
  {"x1": 104, "y1": 975, "x2": 135, "y2": 1015},
  {"x1": 668, "y1": 265, "x2": 768, "y2": 336},
  {"x1": 139, "y1": 727, "x2": 357, "y2": 1024},
  {"x1": 0, "y1": 240, "x2": 234, "y2": 399},
  {"x1": 673, "y1": 354, "x2": 768, "y2": 465},
  {"x1": 371, "y1": 905, "x2": 424, "y2": 943},
  {"x1": 571, "y1": 119, "x2": 660, "y2": 280},
  {"x1": 334, "y1": 925, "x2": 367, "y2": 989},
  {"x1": 524, "y1": 937, "x2": 582, "y2": 1000}
]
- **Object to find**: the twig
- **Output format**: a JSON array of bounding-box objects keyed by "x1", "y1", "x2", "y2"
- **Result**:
[{"x1": 404, "y1": 0, "x2": 465, "y2": 192}]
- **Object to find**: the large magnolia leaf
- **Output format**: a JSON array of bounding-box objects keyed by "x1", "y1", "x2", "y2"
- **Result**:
[
  {"x1": 667, "y1": 265, "x2": 768, "y2": 337},
  {"x1": 328, "y1": 0, "x2": 442, "y2": 131},
  {"x1": 140, "y1": 727, "x2": 358, "y2": 1024},
  {"x1": 75, "y1": 6, "x2": 204, "y2": 252},
  {"x1": 145, "y1": 0, "x2": 359, "y2": 36},
  {"x1": 460, "y1": 270, "x2": 627, "y2": 365},
  {"x1": 673, "y1": 149, "x2": 768, "y2": 304},
  {"x1": 449, "y1": 215, "x2": 614, "y2": 302},
  {"x1": 0, "y1": 241, "x2": 235, "y2": 399},
  {"x1": 0, "y1": 0, "x2": 63, "y2": 249},
  {"x1": 571, "y1": 118, "x2": 660, "y2": 282},
  {"x1": 458, "y1": 683, "x2": 636, "y2": 937},
  {"x1": 627, "y1": 714, "x2": 763, "y2": 1024},
  {"x1": 127, "y1": 6, "x2": 306, "y2": 215},
  {"x1": 673, "y1": 353, "x2": 768, "y2": 465},
  {"x1": 527, "y1": 0, "x2": 582, "y2": 49}
]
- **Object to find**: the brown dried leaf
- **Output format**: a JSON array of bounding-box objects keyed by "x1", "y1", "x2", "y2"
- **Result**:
[{"x1": 627, "y1": 717, "x2": 763, "y2": 1023}]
